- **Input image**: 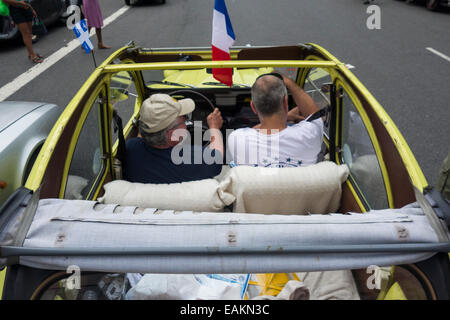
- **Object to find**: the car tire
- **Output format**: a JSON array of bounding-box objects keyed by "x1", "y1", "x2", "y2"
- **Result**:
[
  {"x1": 124, "y1": 0, "x2": 131, "y2": 5},
  {"x1": 409, "y1": 253, "x2": 450, "y2": 300},
  {"x1": 425, "y1": 0, "x2": 440, "y2": 10}
]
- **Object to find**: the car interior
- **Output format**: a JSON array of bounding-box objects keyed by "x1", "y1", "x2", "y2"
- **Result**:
[{"x1": 50, "y1": 44, "x2": 422, "y2": 217}]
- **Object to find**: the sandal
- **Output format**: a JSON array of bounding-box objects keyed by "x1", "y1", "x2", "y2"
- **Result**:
[{"x1": 29, "y1": 55, "x2": 44, "y2": 63}]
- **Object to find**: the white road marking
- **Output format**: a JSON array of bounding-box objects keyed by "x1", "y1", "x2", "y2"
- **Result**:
[
  {"x1": 0, "y1": 6, "x2": 130, "y2": 102},
  {"x1": 426, "y1": 47, "x2": 450, "y2": 63}
]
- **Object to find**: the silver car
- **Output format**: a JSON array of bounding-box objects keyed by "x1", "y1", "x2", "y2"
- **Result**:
[{"x1": 0, "y1": 101, "x2": 60, "y2": 205}]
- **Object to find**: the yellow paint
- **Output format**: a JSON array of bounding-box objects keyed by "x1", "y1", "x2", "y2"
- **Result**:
[
  {"x1": 25, "y1": 68, "x2": 105, "y2": 191},
  {"x1": 309, "y1": 43, "x2": 428, "y2": 192},
  {"x1": 248, "y1": 273, "x2": 300, "y2": 297},
  {"x1": 103, "y1": 60, "x2": 337, "y2": 74},
  {"x1": 383, "y1": 282, "x2": 408, "y2": 300},
  {"x1": 344, "y1": 180, "x2": 368, "y2": 213},
  {"x1": 58, "y1": 85, "x2": 108, "y2": 198},
  {"x1": 335, "y1": 78, "x2": 394, "y2": 209},
  {"x1": 0, "y1": 268, "x2": 5, "y2": 300}
]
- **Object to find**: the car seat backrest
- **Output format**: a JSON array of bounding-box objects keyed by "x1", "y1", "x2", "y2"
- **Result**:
[
  {"x1": 98, "y1": 178, "x2": 235, "y2": 212},
  {"x1": 99, "y1": 162, "x2": 349, "y2": 215},
  {"x1": 219, "y1": 161, "x2": 349, "y2": 215},
  {"x1": 237, "y1": 46, "x2": 304, "y2": 60}
]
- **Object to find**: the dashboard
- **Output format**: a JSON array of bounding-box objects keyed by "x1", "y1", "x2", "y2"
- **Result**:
[{"x1": 168, "y1": 89, "x2": 261, "y2": 131}]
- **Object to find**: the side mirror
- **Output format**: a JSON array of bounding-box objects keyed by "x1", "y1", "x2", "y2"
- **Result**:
[
  {"x1": 321, "y1": 84, "x2": 331, "y2": 94},
  {"x1": 110, "y1": 72, "x2": 133, "y2": 104},
  {"x1": 110, "y1": 88, "x2": 129, "y2": 104}
]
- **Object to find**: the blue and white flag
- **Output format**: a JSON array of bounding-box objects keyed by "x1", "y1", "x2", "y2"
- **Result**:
[{"x1": 73, "y1": 19, "x2": 94, "y2": 53}]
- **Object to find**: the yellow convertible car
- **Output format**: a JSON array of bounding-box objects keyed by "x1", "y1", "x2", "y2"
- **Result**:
[{"x1": 0, "y1": 43, "x2": 449, "y2": 300}]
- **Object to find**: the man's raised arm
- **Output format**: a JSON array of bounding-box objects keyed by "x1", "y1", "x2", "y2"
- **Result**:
[{"x1": 282, "y1": 74, "x2": 320, "y2": 120}]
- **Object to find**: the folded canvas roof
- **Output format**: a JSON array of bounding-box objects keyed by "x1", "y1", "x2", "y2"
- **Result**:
[{"x1": 1, "y1": 193, "x2": 449, "y2": 274}]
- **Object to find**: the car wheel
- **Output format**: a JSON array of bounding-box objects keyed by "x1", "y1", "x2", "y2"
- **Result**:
[
  {"x1": 409, "y1": 253, "x2": 450, "y2": 300},
  {"x1": 425, "y1": 0, "x2": 440, "y2": 10},
  {"x1": 124, "y1": 0, "x2": 131, "y2": 5}
]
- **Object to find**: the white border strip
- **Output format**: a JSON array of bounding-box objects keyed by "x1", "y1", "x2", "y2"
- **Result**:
[
  {"x1": 0, "y1": 6, "x2": 130, "y2": 102},
  {"x1": 426, "y1": 47, "x2": 450, "y2": 63}
]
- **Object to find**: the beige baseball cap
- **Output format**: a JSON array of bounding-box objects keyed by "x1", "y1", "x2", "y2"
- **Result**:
[{"x1": 139, "y1": 94, "x2": 195, "y2": 133}]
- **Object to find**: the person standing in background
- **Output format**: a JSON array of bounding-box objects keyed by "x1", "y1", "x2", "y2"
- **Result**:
[
  {"x1": 82, "y1": 0, "x2": 110, "y2": 49},
  {"x1": 3, "y1": 0, "x2": 43, "y2": 63}
]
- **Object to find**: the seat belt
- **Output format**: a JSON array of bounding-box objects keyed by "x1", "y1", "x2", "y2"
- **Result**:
[
  {"x1": 307, "y1": 106, "x2": 330, "y2": 122},
  {"x1": 112, "y1": 110, "x2": 127, "y2": 180}
]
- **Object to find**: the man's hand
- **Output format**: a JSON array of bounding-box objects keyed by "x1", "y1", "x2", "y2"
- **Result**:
[
  {"x1": 207, "y1": 108, "x2": 223, "y2": 129},
  {"x1": 287, "y1": 107, "x2": 305, "y2": 123},
  {"x1": 20, "y1": 1, "x2": 36, "y2": 16},
  {"x1": 206, "y1": 108, "x2": 224, "y2": 156},
  {"x1": 3, "y1": 0, "x2": 30, "y2": 9},
  {"x1": 273, "y1": 70, "x2": 320, "y2": 118}
]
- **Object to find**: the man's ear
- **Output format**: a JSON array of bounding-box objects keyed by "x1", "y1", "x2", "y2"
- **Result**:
[
  {"x1": 167, "y1": 128, "x2": 179, "y2": 144},
  {"x1": 250, "y1": 101, "x2": 258, "y2": 115},
  {"x1": 282, "y1": 96, "x2": 289, "y2": 113}
]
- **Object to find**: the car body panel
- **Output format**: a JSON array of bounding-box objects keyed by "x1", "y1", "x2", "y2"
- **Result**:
[
  {"x1": 147, "y1": 67, "x2": 274, "y2": 89},
  {"x1": 0, "y1": 266, "x2": 4, "y2": 299},
  {"x1": 60, "y1": 0, "x2": 82, "y2": 19},
  {"x1": 31, "y1": 0, "x2": 65, "y2": 26},
  {"x1": 0, "y1": 101, "x2": 50, "y2": 132},
  {"x1": 0, "y1": 102, "x2": 61, "y2": 205},
  {"x1": 403, "y1": 0, "x2": 450, "y2": 10},
  {"x1": 0, "y1": 0, "x2": 65, "y2": 41}
]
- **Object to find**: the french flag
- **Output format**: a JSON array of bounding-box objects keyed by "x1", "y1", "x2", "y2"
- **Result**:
[{"x1": 212, "y1": 0, "x2": 236, "y2": 87}]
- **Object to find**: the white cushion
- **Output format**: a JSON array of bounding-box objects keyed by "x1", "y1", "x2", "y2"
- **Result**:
[
  {"x1": 295, "y1": 270, "x2": 360, "y2": 300},
  {"x1": 350, "y1": 154, "x2": 386, "y2": 209},
  {"x1": 65, "y1": 175, "x2": 88, "y2": 200},
  {"x1": 98, "y1": 179, "x2": 235, "y2": 212},
  {"x1": 218, "y1": 161, "x2": 349, "y2": 214}
]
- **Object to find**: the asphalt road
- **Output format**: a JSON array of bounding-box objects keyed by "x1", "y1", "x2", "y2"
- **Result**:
[{"x1": 0, "y1": 0, "x2": 449, "y2": 187}]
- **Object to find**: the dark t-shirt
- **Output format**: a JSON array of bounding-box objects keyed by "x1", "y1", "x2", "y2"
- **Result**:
[{"x1": 123, "y1": 138, "x2": 222, "y2": 184}]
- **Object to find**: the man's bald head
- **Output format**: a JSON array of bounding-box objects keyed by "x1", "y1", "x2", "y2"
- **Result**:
[{"x1": 251, "y1": 74, "x2": 288, "y2": 117}]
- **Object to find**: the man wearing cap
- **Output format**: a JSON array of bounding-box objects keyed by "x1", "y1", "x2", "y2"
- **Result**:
[
  {"x1": 123, "y1": 94, "x2": 224, "y2": 184},
  {"x1": 227, "y1": 73, "x2": 323, "y2": 167}
]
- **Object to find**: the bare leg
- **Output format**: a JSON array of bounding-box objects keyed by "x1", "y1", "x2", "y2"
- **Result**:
[
  {"x1": 17, "y1": 22, "x2": 39, "y2": 60},
  {"x1": 95, "y1": 28, "x2": 110, "y2": 49}
]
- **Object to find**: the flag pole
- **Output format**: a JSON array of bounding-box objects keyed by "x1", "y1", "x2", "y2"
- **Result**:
[{"x1": 91, "y1": 50, "x2": 97, "y2": 68}]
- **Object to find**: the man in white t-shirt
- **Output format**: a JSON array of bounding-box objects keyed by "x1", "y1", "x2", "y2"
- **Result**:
[{"x1": 227, "y1": 72, "x2": 323, "y2": 168}]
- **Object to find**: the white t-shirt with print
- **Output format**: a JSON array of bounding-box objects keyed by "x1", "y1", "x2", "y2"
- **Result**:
[{"x1": 227, "y1": 119, "x2": 324, "y2": 167}]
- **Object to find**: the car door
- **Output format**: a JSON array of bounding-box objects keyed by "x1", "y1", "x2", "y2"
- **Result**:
[
  {"x1": 62, "y1": 85, "x2": 111, "y2": 200},
  {"x1": 301, "y1": 66, "x2": 336, "y2": 143},
  {"x1": 334, "y1": 79, "x2": 391, "y2": 211},
  {"x1": 106, "y1": 70, "x2": 144, "y2": 180},
  {"x1": 108, "y1": 70, "x2": 142, "y2": 143},
  {"x1": 299, "y1": 62, "x2": 391, "y2": 211},
  {"x1": 31, "y1": 0, "x2": 63, "y2": 26}
]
